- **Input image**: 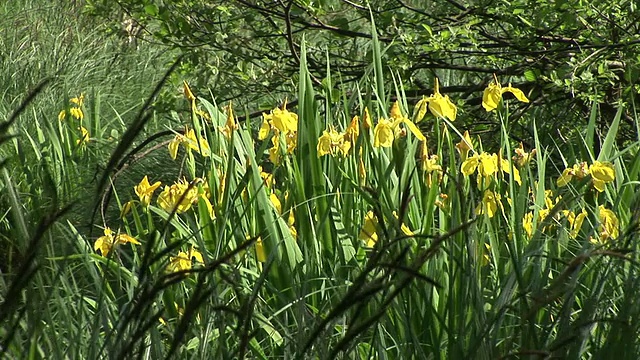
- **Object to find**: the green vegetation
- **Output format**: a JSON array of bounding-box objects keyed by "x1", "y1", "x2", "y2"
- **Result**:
[{"x1": 2, "y1": 0, "x2": 640, "y2": 358}]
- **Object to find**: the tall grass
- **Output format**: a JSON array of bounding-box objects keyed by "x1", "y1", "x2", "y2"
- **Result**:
[{"x1": 2, "y1": 1, "x2": 640, "y2": 359}]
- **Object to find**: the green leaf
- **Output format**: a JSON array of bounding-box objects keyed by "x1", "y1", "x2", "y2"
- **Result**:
[
  {"x1": 144, "y1": 4, "x2": 159, "y2": 16},
  {"x1": 524, "y1": 69, "x2": 537, "y2": 82}
]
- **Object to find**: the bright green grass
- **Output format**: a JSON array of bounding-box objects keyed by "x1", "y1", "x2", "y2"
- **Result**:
[{"x1": 2, "y1": 2, "x2": 640, "y2": 360}]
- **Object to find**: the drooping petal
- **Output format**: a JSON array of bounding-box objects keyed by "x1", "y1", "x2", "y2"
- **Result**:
[
  {"x1": 413, "y1": 96, "x2": 428, "y2": 123},
  {"x1": 503, "y1": 85, "x2": 530, "y2": 104},
  {"x1": 401, "y1": 119, "x2": 426, "y2": 141},
  {"x1": 168, "y1": 136, "x2": 181, "y2": 160},
  {"x1": 556, "y1": 168, "x2": 574, "y2": 187}
]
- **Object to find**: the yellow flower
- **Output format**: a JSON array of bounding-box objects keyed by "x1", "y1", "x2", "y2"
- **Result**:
[
  {"x1": 512, "y1": 143, "x2": 536, "y2": 167},
  {"x1": 563, "y1": 209, "x2": 587, "y2": 239},
  {"x1": 70, "y1": 94, "x2": 84, "y2": 107},
  {"x1": 497, "y1": 153, "x2": 521, "y2": 185},
  {"x1": 461, "y1": 154, "x2": 479, "y2": 176},
  {"x1": 476, "y1": 190, "x2": 500, "y2": 218},
  {"x1": 135, "y1": 175, "x2": 161, "y2": 208},
  {"x1": 362, "y1": 107, "x2": 373, "y2": 129},
  {"x1": 423, "y1": 78, "x2": 457, "y2": 121},
  {"x1": 318, "y1": 129, "x2": 338, "y2": 155},
  {"x1": 372, "y1": 104, "x2": 425, "y2": 148},
  {"x1": 373, "y1": 118, "x2": 394, "y2": 148},
  {"x1": 413, "y1": 96, "x2": 428, "y2": 123},
  {"x1": 455, "y1": 130, "x2": 473, "y2": 162},
  {"x1": 523, "y1": 211, "x2": 534, "y2": 238},
  {"x1": 482, "y1": 74, "x2": 530, "y2": 111},
  {"x1": 435, "y1": 193, "x2": 450, "y2": 213},
  {"x1": 270, "y1": 193, "x2": 282, "y2": 214},
  {"x1": 556, "y1": 168, "x2": 574, "y2": 187},
  {"x1": 219, "y1": 102, "x2": 238, "y2": 138},
  {"x1": 268, "y1": 134, "x2": 281, "y2": 165},
  {"x1": 157, "y1": 178, "x2": 199, "y2": 214},
  {"x1": 70, "y1": 107, "x2": 84, "y2": 120},
  {"x1": 168, "y1": 246, "x2": 204, "y2": 273},
  {"x1": 58, "y1": 110, "x2": 67, "y2": 121},
  {"x1": 183, "y1": 128, "x2": 211, "y2": 157},
  {"x1": 94, "y1": 227, "x2": 140, "y2": 257},
  {"x1": 259, "y1": 167, "x2": 275, "y2": 189},
  {"x1": 597, "y1": 205, "x2": 619, "y2": 242},
  {"x1": 420, "y1": 141, "x2": 442, "y2": 173},
  {"x1": 120, "y1": 200, "x2": 134, "y2": 218},
  {"x1": 255, "y1": 237, "x2": 267, "y2": 263},
  {"x1": 478, "y1": 152, "x2": 498, "y2": 178},
  {"x1": 168, "y1": 128, "x2": 211, "y2": 159},
  {"x1": 168, "y1": 136, "x2": 181, "y2": 160},
  {"x1": 183, "y1": 80, "x2": 196, "y2": 103},
  {"x1": 392, "y1": 211, "x2": 414, "y2": 237},
  {"x1": 258, "y1": 117, "x2": 272, "y2": 140},
  {"x1": 317, "y1": 126, "x2": 350, "y2": 157},
  {"x1": 76, "y1": 126, "x2": 90, "y2": 146},
  {"x1": 264, "y1": 103, "x2": 298, "y2": 134},
  {"x1": 589, "y1": 161, "x2": 615, "y2": 192},
  {"x1": 395, "y1": 117, "x2": 426, "y2": 142},
  {"x1": 359, "y1": 211, "x2": 379, "y2": 248},
  {"x1": 344, "y1": 115, "x2": 360, "y2": 144}
]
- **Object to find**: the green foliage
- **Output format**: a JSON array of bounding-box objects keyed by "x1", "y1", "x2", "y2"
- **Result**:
[
  {"x1": 2, "y1": 1, "x2": 640, "y2": 359},
  {"x1": 85, "y1": 0, "x2": 640, "y2": 150}
]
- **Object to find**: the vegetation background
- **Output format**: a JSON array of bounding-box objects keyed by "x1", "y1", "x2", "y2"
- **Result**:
[{"x1": 1, "y1": 0, "x2": 640, "y2": 358}]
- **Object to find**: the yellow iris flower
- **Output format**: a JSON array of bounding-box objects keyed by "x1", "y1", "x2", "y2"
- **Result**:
[
  {"x1": 167, "y1": 246, "x2": 204, "y2": 273},
  {"x1": 135, "y1": 175, "x2": 161, "y2": 208},
  {"x1": 94, "y1": 227, "x2": 140, "y2": 257},
  {"x1": 414, "y1": 78, "x2": 457, "y2": 121},
  {"x1": 373, "y1": 101, "x2": 426, "y2": 147},
  {"x1": 482, "y1": 74, "x2": 530, "y2": 111},
  {"x1": 597, "y1": 205, "x2": 619, "y2": 242}
]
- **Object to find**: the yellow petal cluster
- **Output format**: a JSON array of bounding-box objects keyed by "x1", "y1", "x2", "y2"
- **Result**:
[
  {"x1": 259, "y1": 102, "x2": 299, "y2": 165},
  {"x1": 167, "y1": 246, "x2": 204, "y2": 273},
  {"x1": 183, "y1": 80, "x2": 196, "y2": 103},
  {"x1": 359, "y1": 211, "x2": 379, "y2": 248},
  {"x1": 455, "y1": 131, "x2": 473, "y2": 162},
  {"x1": 476, "y1": 190, "x2": 501, "y2": 218},
  {"x1": 414, "y1": 78, "x2": 457, "y2": 121},
  {"x1": 461, "y1": 150, "x2": 521, "y2": 186},
  {"x1": 597, "y1": 205, "x2": 619, "y2": 242},
  {"x1": 317, "y1": 125, "x2": 352, "y2": 157},
  {"x1": 168, "y1": 127, "x2": 211, "y2": 160},
  {"x1": 358, "y1": 210, "x2": 414, "y2": 247},
  {"x1": 219, "y1": 102, "x2": 238, "y2": 139},
  {"x1": 157, "y1": 178, "x2": 201, "y2": 214},
  {"x1": 135, "y1": 175, "x2": 162, "y2": 208},
  {"x1": 557, "y1": 161, "x2": 615, "y2": 192},
  {"x1": 562, "y1": 209, "x2": 588, "y2": 239},
  {"x1": 482, "y1": 74, "x2": 530, "y2": 111},
  {"x1": 373, "y1": 101, "x2": 425, "y2": 148},
  {"x1": 512, "y1": 143, "x2": 536, "y2": 167},
  {"x1": 94, "y1": 227, "x2": 140, "y2": 257},
  {"x1": 58, "y1": 94, "x2": 85, "y2": 121},
  {"x1": 76, "y1": 126, "x2": 90, "y2": 146}
]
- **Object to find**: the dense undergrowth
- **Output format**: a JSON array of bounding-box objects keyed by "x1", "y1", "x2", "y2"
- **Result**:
[{"x1": 1, "y1": 1, "x2": 640, "y2": 359}]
